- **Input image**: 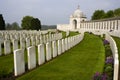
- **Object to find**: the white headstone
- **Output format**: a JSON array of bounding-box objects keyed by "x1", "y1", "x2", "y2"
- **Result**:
[
  {"x1": 31, "y1": 36, "x2": 36, "y2": 46},
  {"x1": 57, "y1": 40, "x2": 62, "y2": 55},
  {"x1": 26, "y1": 38, "x2": 30, "y2": 48},
  {"x1": 27, "y1": 46, "x2": 36, "y2": 70},
  {"x1": 38, "y1": 44, "x2": 45, "y2": 65},
  {"x1": 46, "y1": 42, "x2": 52, "y2": 61},
  {"x1": 14, "y1": 49, "x2": 25, "y2": 76},
  {"x1": 52, "y1": 41, "x2": 57, "y2": 58},
  {"x1": 43, "y1": 35, "x2": 46, "y2": 43},
  {"x1": 12, "y1": 39, "x2": 18, "y2": 51},
  {"x1": 20, "y1": 38, "x2": 25, "y2": 50},
  {"x1": 4, "y1": 40, "x2": 11, "y2": 55},
  {"x1": 61, "y1": 39, "x2": 65, "y2": 53},
  {"x1": 0, "y1": 42, "x2": 2, "y2": 56},
  {"x1": 65, "y1": 38, "x2": 68, "y2": 51},
  {"x1": 36, "y1": 36, "x2": 40, "y2": 46}
]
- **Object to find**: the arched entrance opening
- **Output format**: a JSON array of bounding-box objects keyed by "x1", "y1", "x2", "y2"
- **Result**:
[{"x1": 73, "y1": 20, "x2": 77, "y2": 29}]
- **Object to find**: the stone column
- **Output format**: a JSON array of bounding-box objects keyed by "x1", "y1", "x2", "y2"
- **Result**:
[
  {"x1": 14, "y1": 49, "x2": 25, "y2": 76},
  {"x1": 117, "y1": 20, "x2": 120, "y2": 31},
  {"x1": 106, "y1": 21, "x2": 108, "y2": 30},
  {"x1": 111, "y1": 21, "x2": 113, "y2": 30},
  {"x1": 108, "y1": 21, "x2": 111, "y2": 30},
  {"x1": 114, "y1": 20, "x2": 117, "y2": 30},
  {"x1": 116, "y1": 20, "x2": 118, "y2": 30},
  {"x1": 98, "y1": 22, "x2": 100, "y2": 30},
  {"x1": 46, "y1": 42, "x2": 52, "y2": 61},
  {"x1": 4, "y1": 40, "x2": 11, "y2": 55},
  {"x1": 52, "y1": 41, "x2": 57, "y2": 58},
  {"x1": 27, "y1": 46, "x2": 36, "y2": 70},
  {"x1": 38, "y1": 44, "x2": 45, "y2": 65}
]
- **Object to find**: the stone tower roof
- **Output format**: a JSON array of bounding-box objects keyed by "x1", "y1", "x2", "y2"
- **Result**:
[{"x1": 70, "y1": 6, "x2": 86, "y2": 18}]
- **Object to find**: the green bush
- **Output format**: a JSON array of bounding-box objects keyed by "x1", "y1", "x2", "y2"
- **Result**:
[{"x1": 104, "y1": 66, "x2": 113, "y2": 76}]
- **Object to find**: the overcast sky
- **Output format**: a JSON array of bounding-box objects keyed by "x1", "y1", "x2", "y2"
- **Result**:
[{"x1": 0, "y1": 0, "x2": 120, "y2": 25}]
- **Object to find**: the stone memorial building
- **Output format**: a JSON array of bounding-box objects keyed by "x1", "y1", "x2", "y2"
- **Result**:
[{"x1": 57, "y1": 6, "x2": 120, "y2": 33}]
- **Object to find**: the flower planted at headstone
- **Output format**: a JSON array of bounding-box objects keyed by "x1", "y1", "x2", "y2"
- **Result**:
[
  {"x1": 101, "y1": 73, "x2": 108, "y2": 80},
  {"x1": 93, "y1": 72, "x2": 102, "y2": 80},
  {"x1": 93, "y1": 72, "x2": 108, "y2": 80},
  {"x1": 103, "y1": 39, "x2": 109, "y2": 45},
  {"x1": 105, "y1": 56, "x2": 114, "y2": 64}
]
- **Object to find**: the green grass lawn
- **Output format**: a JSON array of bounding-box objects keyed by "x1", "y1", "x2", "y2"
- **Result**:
[
  {"x1": 61, "y1": 31, "x2": 79, "y2": 38},
  {"x1": 17, "y1": 33, "x2": 105, "y2": 80}
]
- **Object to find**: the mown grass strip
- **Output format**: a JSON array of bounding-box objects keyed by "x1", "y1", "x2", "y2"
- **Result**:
[{"x1": 17, "y1": 33, "x2": 105, "y2": 80}]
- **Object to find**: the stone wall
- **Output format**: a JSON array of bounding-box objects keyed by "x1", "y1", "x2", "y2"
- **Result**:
[
  {"x1": 57, "y1": 18, "x2": 120, "y2": 32},
  {"x1": 57, "y1": 24, "x2": 71, "y2": 31}
]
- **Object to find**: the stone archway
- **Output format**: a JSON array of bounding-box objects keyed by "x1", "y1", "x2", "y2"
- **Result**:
[{"x1": 73, "y1": 19, "x2": 77, "y2": 29}]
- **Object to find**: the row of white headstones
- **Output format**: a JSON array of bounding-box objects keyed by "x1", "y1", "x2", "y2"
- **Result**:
[
  {"x1": 0, "y1": 30, "x2": 62, "y2": 56},
  {"x1": 14, "y1": 33, "x2": 84, "y2": 76}
]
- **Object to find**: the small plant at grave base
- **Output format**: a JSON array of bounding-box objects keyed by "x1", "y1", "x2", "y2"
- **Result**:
[
  {"x1": 103, "y1": 39, "x2": 109, "y2": 45},
  {"x1": 93, "y1": 72, "x2": 102, "y2": 80},
  {"x1": 101, "y1": 73, "x2": 108, "y2": 80},
  {"x1": 105, "y1": 56, "x2": 114, "y2": 64},
  {"x1": 104, "y1": 66, "x2": 113, "y2": 76},
  {"x1": 93, "y1": 72, "x2": 108, "y2": 80}
]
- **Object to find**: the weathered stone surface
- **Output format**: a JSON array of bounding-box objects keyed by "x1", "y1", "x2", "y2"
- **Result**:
[
  {"x1": 38, "y1": 44, "x2": 45, "y2": 65},
  {"x1": 46, "y1": 42, "x2": 52, "y2": 61},
  {"x1": 12, "y1": 39, "x2": 18, "y2": 51},
  {"x1": 14, "y1": 49, "x2": 25, "y2": 76},
  {"x1": 0, "y1": 42, "x2": 2, "y2": 56},
  {"x1": 27, "y1": 46, "x2": 36, "y2": 70},
  {"x1": 4, "y1": 40, "x2": 11, "y2": 55},
  {"x1": 61, "y1": 39, "x2": 65, "y2": 53},
  {"x1": 52, "y1": 41, "x2": 57, "y2": 58},
  {"x1": 26, "y1": 38, "x2": 30, "y2": 48},
  {"x1": 57, "y1": 40, "x2": 62, "y2": 55}
]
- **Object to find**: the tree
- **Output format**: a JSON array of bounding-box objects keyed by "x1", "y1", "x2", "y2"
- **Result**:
[
  {"x1": 105, "y1": 10, "x2": 114, "y2": 18},
  {"x1": 21, "y1": 16, "x2": 34, "y2": 30},
  {"x1": 31, "y1": 18, "x2": 41, "y2": 30},
  {"x1": 6, "y1": 22, "x2": 21, "y2": 30},
  {"x1": 114, "y1": 8, "x2": 120, "y2": 17},
  {"x1": 92, "y1": 10, "x2": 106, "y2": 20},
  {"x1": 11, "y1": 22, "x2": 20, "y2": 30},
  {"x1": 0, "y1": 14, "x2": 5, "y2": 30},
  {"x1": 6, "y1": 23, "x2": 12, "y2": 30}
]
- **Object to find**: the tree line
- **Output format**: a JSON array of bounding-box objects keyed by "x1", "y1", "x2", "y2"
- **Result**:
[
  {"x1": 0, "y1": 15, "x2": 41, "y2": 30},
  {"x1": 92, "y1": 8, "x2": 120, "y2": 20}
]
